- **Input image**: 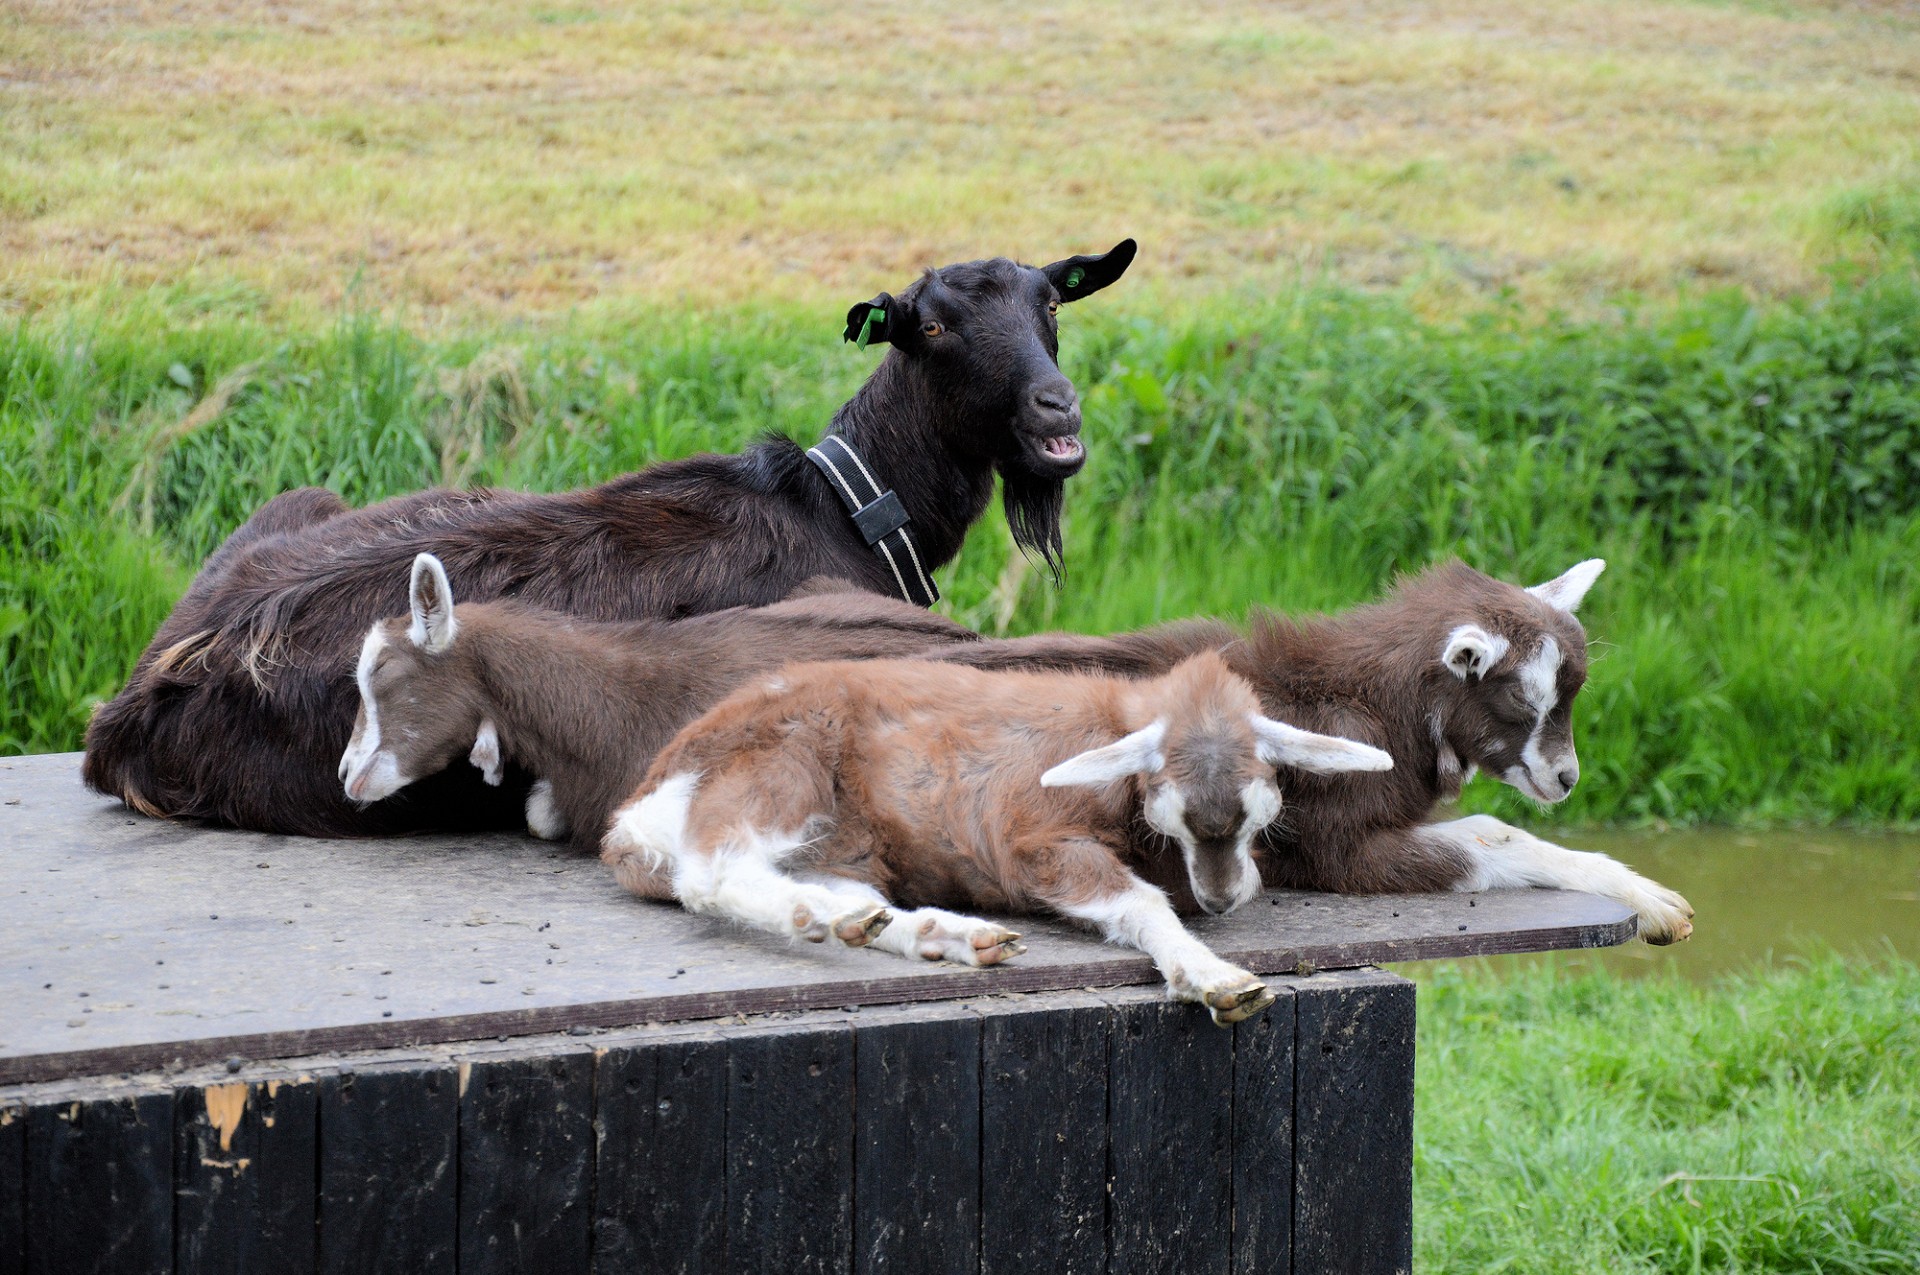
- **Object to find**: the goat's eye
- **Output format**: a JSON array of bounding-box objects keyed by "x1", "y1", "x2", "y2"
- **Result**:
[
  {"x1": 1047, "y1": 300, "x2": 1059, "y2": 317},
  {"x1": 921, "y1": 320, "x2": 944, "y2": 337}
]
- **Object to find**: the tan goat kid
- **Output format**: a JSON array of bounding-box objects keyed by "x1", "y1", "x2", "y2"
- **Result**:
[{"x1": 602, "y1": 653, "x2": 1393, "y2": 1025}]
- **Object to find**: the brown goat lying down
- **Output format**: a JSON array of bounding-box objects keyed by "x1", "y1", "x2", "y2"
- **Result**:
[
  {"x1": 337, "y1": 561, "x2": 974, "y2": 849},
  {"x1": 343, "y1": 555, "x2": 1693, "y2": 945},
  {"x1": 601, "y1": 653, "x2": 1393, "y2": 1024},
  {"x1": 939, "y1": 558, "x2": 1695, "y2": 943}
]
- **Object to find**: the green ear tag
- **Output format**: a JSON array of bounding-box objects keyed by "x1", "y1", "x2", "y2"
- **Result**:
[
  {"x1": 1064, "y1": 266, "x2": 1086, "y2": 290},
  {"x1": 856, "y1": 308, "x2": 886, "y2": 351}
]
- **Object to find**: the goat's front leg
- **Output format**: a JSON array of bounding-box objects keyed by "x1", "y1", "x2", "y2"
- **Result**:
[
  {"x1": 1056, "y1": 877, "x2": 1273, "y2": 1026},
  {"x1": 1416, "y1": 815, "x2": 1694, "y2": 944}
]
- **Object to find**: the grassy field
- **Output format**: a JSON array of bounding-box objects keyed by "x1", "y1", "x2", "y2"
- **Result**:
[
  {"x1": 1412, "y1": 956, "x2": 1920, "y2": 1273},
  {"x1": 5, "y1": 0, "x2": 1920, "y2": 319},
  {"x1": 6, "y1": 282, "x2": 1919, "y2": 823}
]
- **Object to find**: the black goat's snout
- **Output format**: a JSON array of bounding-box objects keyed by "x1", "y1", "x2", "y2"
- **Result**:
[{"x1": 1031, "y1": 385, "x2": 1078, "y2": 416}]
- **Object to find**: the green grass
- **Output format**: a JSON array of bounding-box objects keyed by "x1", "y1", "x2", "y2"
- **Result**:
[
  {"x1": 1412, "y1": 956, "x2": 1920, "y2": 1273},
  {"x1": 4, "y1": 278, "x2": 1918, "y2": 823}
]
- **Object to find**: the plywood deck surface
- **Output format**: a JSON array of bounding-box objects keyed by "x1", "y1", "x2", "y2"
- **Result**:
[{"x1": 0, "y1": 753, "x2": 1633, "y2": 1084}]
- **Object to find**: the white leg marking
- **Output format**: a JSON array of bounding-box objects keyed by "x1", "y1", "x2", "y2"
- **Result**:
[
  {"x1": 470, "y1": 719, "x2": 503, "y2": 786},
  {"x1": 525, "y1": 779, "x2": 567, "y2": 840},
  {"x1": 603, "y1": 771, "x2": 701, "y2": 867},
  {"x1": 655, "y1": 825, "x2": 891, "y2": 949},
  {"x1": 1059, "y1": 880, "x2": 1273, "y2": 1024},
  {"x1": 1420, "y1": 814, "x2": 1695, "y2": 943},
  {"x1": 792, "y1": 874, "x2": 1021, "y2": 966},
  {"x1": 868, "y1": 906, "x2": 1025, "y2": 966},
  {"x1": 791, "y1": 875, "x2": 1022, "y2": 966}
]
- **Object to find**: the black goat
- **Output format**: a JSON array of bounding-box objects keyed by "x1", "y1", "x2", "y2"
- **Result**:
[{"x1": 83, "y1": 242, "x2": 1136, "y2": 836}]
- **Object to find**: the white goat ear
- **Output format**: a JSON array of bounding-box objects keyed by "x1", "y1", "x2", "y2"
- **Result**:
[
  {"x1": 1440, "y1": 624, "x2": 1508, "y2": 683},
  {"x1": 470, "y1": 719, "x2": 503, "y2": 786},
  {"x1": 1251, "y1": 716, "x2": 1394, "y2": 775},
  {"x1": 408, "y1": 553, "x2": 458, "y2": 653},
  {"x1": 1041, "y1": 720, "x2": 1167, "y2": 789},
  {"x1": 1526, "y1": 558, "x2": 1605, "y2": 614}
]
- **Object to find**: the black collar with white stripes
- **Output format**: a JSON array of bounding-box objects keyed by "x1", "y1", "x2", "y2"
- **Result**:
[{"x1": 803, "y1": 435, "x2": 940, "y2": 608}]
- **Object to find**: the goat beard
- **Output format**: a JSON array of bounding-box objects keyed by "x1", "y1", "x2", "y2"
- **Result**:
[{"x1": 999, "y1": 465, "x2": 1065, "y2": 582}]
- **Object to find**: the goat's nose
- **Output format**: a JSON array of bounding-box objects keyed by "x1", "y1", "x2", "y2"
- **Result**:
[
  {"x1": 1557, "y1": 767, "x2": 1579, "y2": 793},
  {"x1": 1031, "y1": 385, "x2": 1077, "y2": 415},
  {"x1": 338, "y1": 756, "x2": 350, "y2": 782}
]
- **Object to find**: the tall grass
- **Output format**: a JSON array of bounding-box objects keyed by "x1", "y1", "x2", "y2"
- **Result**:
[
  {"x1": 1412, "y1": 956, "x2": 1920, "y2": 1273},
  {"x1": 4, "y1": 280, "x2": 1918, "y2": 822}
]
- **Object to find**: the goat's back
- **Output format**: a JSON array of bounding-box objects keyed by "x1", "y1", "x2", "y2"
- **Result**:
[{"x1": 81, "y1": 456, "x2": 960, "y2": 835}]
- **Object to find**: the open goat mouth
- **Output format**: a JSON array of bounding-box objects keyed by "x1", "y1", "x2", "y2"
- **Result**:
[
  {"x1": 1041, "y1": 434, "x2": 1085, "y2": 462},
  {"x1": 1012, "y1": 424, "x2": 1087, "y2": 479}
]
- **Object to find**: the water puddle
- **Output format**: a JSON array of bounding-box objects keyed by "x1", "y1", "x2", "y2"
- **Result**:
[{"x1": 1429, "y1": 826, "x2": 1918, "y2": 978}]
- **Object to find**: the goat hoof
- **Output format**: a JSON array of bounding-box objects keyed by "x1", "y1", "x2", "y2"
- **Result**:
[
  {"x1": 792, "y1": 904, "x2": 830, "y2": 942},
  {"x1": 1644, "y1": 915, "x2": 1694, "y2": 945},
  {"x1": 971, "y1": 928, "x2": 1024, "y2": 965},
  {"x1": 1205, "y1": 982, "x2": 1275, "y2": 1027},
  {"x1": 835, "y1": 907, "x2": 892, "y2": 947},
  {"x1": 1637, "y1": 888, "x2": 1695, "y2": 945}
]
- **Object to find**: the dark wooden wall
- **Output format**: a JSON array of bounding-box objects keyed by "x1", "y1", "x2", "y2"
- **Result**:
[{"x1": 0, "y1": 971, "x2": 1413, "y2": 1275}]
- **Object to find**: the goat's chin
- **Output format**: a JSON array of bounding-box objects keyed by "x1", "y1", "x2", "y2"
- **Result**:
[
  {"x1": 1503, "y1": 766, "x2": 1569, "y2": 806},
  {"x1": 998, "y1": 463, "x2": 1067, "y2": 580}
]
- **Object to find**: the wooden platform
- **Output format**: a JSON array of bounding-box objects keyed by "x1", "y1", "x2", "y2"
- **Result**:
[
  {"x1": 0, "y1": 753, "x2": 1633, "y2": 1086},
  {"x1": 0, "y1": 752, "x2": 1640, "y2": 1275}
]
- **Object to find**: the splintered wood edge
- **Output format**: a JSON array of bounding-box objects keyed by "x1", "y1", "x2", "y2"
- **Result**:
[{"x1": 0, "y1": 911, "x2": 1635, "y2": 1086}]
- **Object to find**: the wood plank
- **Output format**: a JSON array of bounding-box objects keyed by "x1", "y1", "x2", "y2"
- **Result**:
[
  {"x1": 1293, "y1": 970, "x2": 1416, "y2": 1275},
  {"x1": 592, "y1": 1031, "x2": 729, "y2": 1275},
  {"x1": 1104, "y1": 987, "x2": 1237, "y2": 1275},
  {"x1": 317, "y1": 1064, "x2": 458, "y2": 1275},
  {"x1": 0, "y1": 1103, "x2": 23, "y2": 1275},
  {"x1": 975, "y1": 992, "x2": 1110, "y2": 1275},
  {"x1": 23, "y1": 1090, "x2": 173, "y2": 1275},
  {"x1": 1230, "y1": 991, "x2": 1295, "y2": 1275},
  {"x1": 852, "y1": 1004, "x2": 981, "y2": 1275},
  {"x1": 457, "y1": 1053, "x2": 594, "y2": 1275},
  {"x1": 727, "y1": 1021, "x2": 854, "y2": 1275},
  {"x1": 1, "y1": 752, "x2": 1634, "y2": 1085},
  {"x1": 174, "y1": 1077, "x2": 317, "y2": 1275}
]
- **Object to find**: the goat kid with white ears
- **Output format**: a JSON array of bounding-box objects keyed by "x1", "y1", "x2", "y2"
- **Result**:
[
  {"x1": 936, "y1": 557, "x2": 1695, "y2": 944},
  {"x1": 604, "y1": 651, "x2": 1394, "y2": 1026},
  {"x1": 1407, "y1": 560, "x2": 1695, "y2": 941}
]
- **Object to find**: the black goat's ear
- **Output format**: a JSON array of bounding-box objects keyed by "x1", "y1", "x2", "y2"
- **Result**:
[
  {"x1": 843, "y1": 292, "x2": 897, "y2": 349},
  {"x1": 1043, "y1": 238, "x2": 1137, "y2": 303}
]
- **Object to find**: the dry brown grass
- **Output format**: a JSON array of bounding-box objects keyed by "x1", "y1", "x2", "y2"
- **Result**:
[{"x1": 4, "y1": 0, "x2": 1918, "y2": 318}]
